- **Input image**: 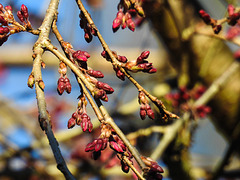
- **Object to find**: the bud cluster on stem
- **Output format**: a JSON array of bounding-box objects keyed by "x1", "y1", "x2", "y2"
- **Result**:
[
  {"x1": 79, "y1": 11, "x2": 97, "y2": 43},
  {"x1": 138, "y1": 91, "x2": 155, "y2": 120},
  {"x1": 0, "y1": 4, "x2": 32, "y2": 46},
  {"x1": 112, "y1": 0, "x2": 145, "y2": 33},
  {"x1": 57, "y1": 62, "x2": 72, "y2": 95},
  {"x1": 67, "y1": 95, "x2": 93, "y2": 132}
]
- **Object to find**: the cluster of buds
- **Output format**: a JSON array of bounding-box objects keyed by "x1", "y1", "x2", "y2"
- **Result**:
[
  {"x1": 72, "y1": 50, "x2": 91, "y2": 62},
  {"x1": 141, "y1": 156, "x2": 164, "y2": 180},
  {"x1": 87, "y1": 74, "x2": 114, "y2": 102},
  {"x1": 199, "y1": 9, "x2": 222, "y2": 34},
  {"x1": 67, "y1": 95, "x2": 93, "y2": 132},
  {"x1": 0, "y1": 4, "x2": 32, "y2": 46},
  {"x1": 138, "y1": 91, "x2": 155, "y2": 120},
  {"x1": 79, "y1": 11, "x2": 97, "y2": 43},
  {"x1": 112, "y1": 0, "x2": 145, "y2": 32},
  {"x1": 124, "y1": 50, "x2": 157, "y2": 73},
  {"x1": 165, "y1": 86, "x2": 211, "y2": 119},
  {"x1": 227, "y1": 4, "x2": 240, "y2": 26},
  {"x1": 0, "y1": 4, "x2": 10, "y2": 46},
  {"x1": 101, "y1": 50, "x2": 126, "y2": 80},
  {"x1": 57, "y1": 62, "x2": 71, "y2": 95},
  {"x1": 17, "y1": 4, "x2": 31, "y2": 29}
]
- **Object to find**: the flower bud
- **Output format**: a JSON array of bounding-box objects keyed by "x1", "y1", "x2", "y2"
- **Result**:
[
  {"x1": 72, "y1": 112, "x2": 78, "y2": 119},
  {"x1": 135, "y1": 5, "x2": 145, "y2": 17},
  {"x1": 228, "y1": 4, "x2": 235, "y2": 16},
  {"x1": 87, "y1": 69, "x2": 104, "y2": 78},
  {"x1": 117, "y1": 55, "x2": 127, "y2": 63},
  {"x1": 121, "y1": 160, "x2": 129, "y2": 173},
  {"x1": 27, "y1": 74, "x2": 35, "y2": 89},
  {"x1": 126, "y1": 19, "x2": 135, "y2": 32},
  {"x1": 0, "y1": 4, "x2": 3, "y2": 11},
  {"x1": 0, "y1": 16, "x2": 8, "y2": 26},
  {"x1": 5, "y1": 6, "x2": 12, "y2": 12},
  {"x1": 213, "y1": 24, "x2": 222, "y2": 34},
  {"x1": 58, "y1": 62, "x2": 67, "y2": 75},
  {"x1": 38, "y1": 80, "x2": 45, "y2": 91},
  {"x1": 57, "y1": 81, "x2": 65, "y2": 95},
  {"x1": 140, "y1": 50, "x2": 150, "y2": 59},
  {"x1": 140, "y1": 105, "x2": 146, "y2": 120},
  {"x1": 199, "y1": 10, "x2": 211, "y2": 25},
  {"x1": 112, "y1": 18, "x2": 122, "y2": 32},
  {"x1": 21, "y1": 4, "x2": 29, "y2": 19},
  {"x1": 67, "y1": 117, "x2": 76, "y2": 129},
  {"x1": 96, "y1": 81, "x2": 114, "y2": 94},
  {"x1": 84, "y1": 30, "x2": 93, "y2": 43}
]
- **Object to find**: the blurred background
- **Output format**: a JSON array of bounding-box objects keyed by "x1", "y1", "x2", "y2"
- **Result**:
[{"x1": 0, "y1": 0, "x2": 239, "y2": 179}]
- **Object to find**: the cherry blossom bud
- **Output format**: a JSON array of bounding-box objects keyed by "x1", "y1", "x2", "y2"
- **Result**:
[
  {"x1": 21, "y1": 4, "x2": 29, "y2": 19},
  {"x1": 87, "y1": 69, "x2": 104, "y2": 78},
  {"x1": 84, "y1": 30, "x2": 93, "y2": 43},
  {"x1": 126, "y1": 19, "x2": 135, "y2": 32},
  {"x1": 117, "y1": 55, "x2": 128, "y2": 63},
  {"x1": 0, "y1": 4, "x2": 3, "y2": 11},
  {"x1": 140, "y1": 105, "x2": 146, "y2": 120},
  {"x1": 140, "y1": 50, "x2": 150, "y2": 59},
  {"x1": 5, "y1": 6, "x2": 12, "y2": 12},
  {"x1": 85, "y1": 140, "x2": 97, "y2": 152},
  {"x1": 0, "y1": 27, "x2": 4, "y2": 35},
  {"x1": 228, "y1": 4, "x2": 235, "y2": 16},
  {"x1": 58, "y1": 62, "x2": 67, "y2": 75},
  {"x1": 38, "y1": 80, "x2": 45, "y2": 91},
  {"x1": 199, "y1": 10, "x2": 211, "y2": 25},
  {"x1": 77, "y1": 54, "x2": 88, "y2": 61},
  {"x1": 67, "y1": 117, "x2": 76, "y2": 129},
  {"x1": 228, "y1": 13, "x2": 240, "y2": 26},
  {"x1": 72, "y1": 112, "x2": 78, "y2": 119},
  {"x1": 57, "y1": 81, "x2": 65, "y2": 95},
  {"x1": 96, "y1": 81, "x2": 114, "y2": 94},
  {"x1": 95, "y1": 138, "x2": 103, "y2": 152},
  {"x1": 17, "y1": 11, "x2": 24, "y2": 22},
  {"x1": 109, "y1": 140, "x2": 124, "y2": 153},
  {"x1": 121, "y1": 160, "x2": 129, "y2": 173},
  {"x1": 27, "y1": 74, "x2": 35, "y2": 89},
  {"x1": 65, "y1": 79, "x2": 72, "y2": 94},
  {"x1": 112, "y1": 18, "x2": 122, "y2": 32},
  {"x1": 135, "y1": 6, "x2": 145, "y2": 17},
  {"x1": 149, "y1": 68, "x2": 157, "y2": 73},
  {"x1": 82, "y1": 51, "x2": 90, "y2": 58},
  {"x1": 0, "y1": 16, "x2": 8, "y2": 26},
  {"x1": 117, "y1": 9, "x2": 124, "y2": 19},
  {"x1": 146, "y1": 104, "x2": 155, "y2": 120}
]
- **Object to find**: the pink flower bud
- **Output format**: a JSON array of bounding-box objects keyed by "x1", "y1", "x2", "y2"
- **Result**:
[
  {"x1": 116, "y1": 9, "x2": 124, "y2": 19},
  {"x1": 112, "y1": 18, "x2": 122, "y2": 32},
  {"x1": 126, "y1": 19, "x2": 135, "y2": 32},
  {"x1": 82, "y1": 51, "x2": 90, "y2": 58},
  {"x1": 95, "y1": 138, "x2": 103, "y2": 152},
  {"x1": 84, "y1": 30, "x2": 92, "y2": 43},
  {"x1": 148, "y1": 68, "x2": 157, "y2": 73},
  {"x1": 140, "y1": 50, "x2": 150, "y2": 59},
  {"x1": 228, "y1": 4, "x2": 235, "y2": 16},
  {"x1": 67, "y1": 117, "x2": 76, "y2": 129},
  {"x1": 0, "y1": 16, "x2": 8, "y2": 26},
  {"x1": 146, "y1": 105, "x2": 155, "y2": 120},
  {"x1": 72, "y1": 112, "x2": 78, "y2": 119},
  {"x1": 87, "y1": 69, "x2": 104, "y2": 78},
  {"x1": 85, "y1": 140, "x2": 97, "y2": 152},
  {"x1": 109, "y1": 140, "x2": 124, "y2": 153},
  {"x1": 199, "y1": 10, "x2": 211, "y2": 25},
  {"x1": 65, "y1": 81, "x2": 72, "y2": 94},
  {"x1": 117, "y1": 55, "x2": 128, "y2": 63},
  {"x1": 76, "y1": 54, "x2": 88, "y2": 61},
  {"x1": 96, "y1": 81, "x2": 114, "y2": 94},
  {"x1": 21, "y1": 4, "x2": 28, "y2": 19},
  {"x1": 140, "y1": 106, "x2": 146, "y2": 120},
  {"x1": 57, "y1": 81, "x2": 65, "y2": 95},
  {"x1": 121, "y1": 160, "x2": 129, "y2": 173},
  {"x1": 228, "y1": 13, "x2": 240, "y2": 26}
]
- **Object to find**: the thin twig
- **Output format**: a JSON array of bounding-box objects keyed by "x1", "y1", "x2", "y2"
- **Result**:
[{"x1": 32, "y1": 0, "x2": 75, "y2": 179}]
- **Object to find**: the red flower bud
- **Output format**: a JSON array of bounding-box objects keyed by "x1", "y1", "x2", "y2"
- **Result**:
[
  {"x1": 67, "y1": 117, "x2": 76, "y2": 129},
  {"x1": 5, "y1": 6, "x2": 12, "y2": 12},
  {"x1": 84, "y1": 31, "x2": 92, "y2": 43},
  {"x1": 140, "y1": 105, "x2": 146, "y2": 120},
  {"x1": 57, "y1": 81, "x2": 65, "y2": 95},
  {"x1": 148, "y1": 68, "x2": 157, "y2": 73},
  {"x1": 199, "y1": 10, "x2": 211, "y2": 25},
  {"x1": 0, "y1": 16, "x2": 8, "y2": 26},
  {"x1": 146, "y1": 105, "x2": 155, "y2": 120},
  {"x1": 213, "y1": 24, "x2": 222, "y2": 34},
  {"x1": 72, "y1": 112, "x2": 78, "y2": 119},
  {"x1": 126, "y1": 19, "x2": 135, "y2": 32},
  {"x1": 117, "y1": 55, "x2": 128, "y2": 63},
  {"x1": 228, "y1": 4, "x2": 235, "y2": 16},
  {"x1": 21, "y1": 4, "x2": 29, "y2": 19},
  {"x1": 85, "y1": 140, "x2": 97, "y2": 152},
  {"x1": 109, "y1": 140, "x2": 124, "y2": 153},
  {"x1": 112, "y1": 18, "x2": 122, "y2": 32},
  {"x1": 121, "y1": 160, "x2": 129, "y2": 173},
  {"x1": 96, "y1": 81, "x2": 114, "y2": 94},
  {"x1": 76, "y1": 54, "x2": 88, "y2": 61},
  {"x1": 140, "y1": 50, "x2": 150, "y2": 59},
  {"x1": 87, "y1": 69, "x2": 104, "y2": 78}
]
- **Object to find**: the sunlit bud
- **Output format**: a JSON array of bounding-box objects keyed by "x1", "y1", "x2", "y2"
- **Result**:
[
  {"x1": 67, "y1": 117, "x2": 76, "y2": 129},
  {"x1": 135, "y1": 6, "x2": 145, "y2": 17},
  {"x1": 112, "y1": 18, "x2": 122, "y2": 32},
  {"x1": 21, "y1": 4, "x2": 29, "y2": 19},
  {"x1": 228, "y1": 4, "x2": 235, "y2": 16},
  {"x1": 38, "y1": 80, "x2": 45, "y2": 91},
  {"x1": 140, "y1": 50, "x2": 150, "y2": 59},
  {"x1": 27, "y1": 74, "x2": 35, "y2": 89},
  {"x1": 140, "y1": 105, "x2": 146, "y2": 120},
  {"x1": 84, "y1": 30, "x2": 93, "y2": 43},
  {"x1": 127, "y1": 19, "x2": 135, "y2": 32},
  {"x1": 87, "y1": 69, "x2": 104, "y2": 78},
  {"x1": 0, "y1": 16, "x2": 8, "y2": 26},
  {"x1": 57, "y1": 81, "x2": 65, "y2": 95},
  {"x1": 5, "y1": 6, "x2": 12, "y2": 12},
  {"x1": 96, "y1": 81, "x2": 114, "y2": 94},
  {"x1": 59, "y1": 62, "x2": 67, "y2": 75},
  {"x1": 117, "y1": 55, "x2": 127, "y2": 63}
]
